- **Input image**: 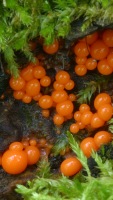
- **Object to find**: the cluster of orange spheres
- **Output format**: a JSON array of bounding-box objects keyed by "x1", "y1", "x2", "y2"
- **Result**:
[
  {"x1": 9, "y1": 60, "x2": 51, "y2": 104},
  {"x1": 0, "y1": 140, "x2": 40, "y2": 174},
  {"x1": 74, "y1": 29, "x2": 113, "y2": 76},
  {"x1": 10, "y1": 65, "x2": 76, "y2": 125},
  {"x1": 37, "y1": 70, "x2": 76, "y2": 125},
  {"x1": 60, "y1": 130, "x2": 112, "y2": 177},
  {"x1": 70, "y1": 92, "x2": 113, "y2": 134},
  {"x1": 51, "y1": 70, "x2": 76, "y2": 125},
  {"x1": 80, "y1": 130, "x2": 112, "y2": 158}
]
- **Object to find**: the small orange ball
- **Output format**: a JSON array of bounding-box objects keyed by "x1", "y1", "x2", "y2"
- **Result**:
[
  {"x1": 22, "y1": 94, "x2": 32, "y2": 103},
  {"x1": 33, "y1": 66, "x2": 46, "y2": 79},
  {"x1": 74, "y1": 65, "x2": 87, "y2": 76},
  {"x1": 9, "y1": 76, "x2": 25, "y2": 91},
  {"x1": 42, "y1": 109, "x2": 50, "y2": 118},
  {"x1": 56, "y1": 100, "x2": 74, "y2": 117},
  {"x1": 94, "y1": 131, "x2": 112, "y2": 147},
  {"x1": 9, "y1": 142, "x2": 24, "y2": 151},
  {"x1": 29, "y1": 139, "x2": 37, "y2": 146},
  {"x1": 64, "y1": 79, "x2": 75, "y2": 90},
  {"x1": 38, "y1": 95, "x2": 53, "y2": 109},
  {"x1": 53, "y1": 113, "x2": 64, "y2": 125},
  {"x1": 13, "y1": 90, "x2": 24, "y2": 100},
  {"x1": 20, "y1": 64, "x2": 34, "y2": 81},
  {"x1": 25, "y1": 146, "x2": 40, "y2": 165},
  {"x1": 91, "y1": 113, "x2": 105, "y2": 128},
  {"x1": 70, "y1": 123, "x2": 79, "y2": 134},
  {"x1": 60, "y1": 157, "x2": 82, "y2": 176},
  {"x1": 43, "y1": 40, "x2": 59, "y2": 54},
  {"x1": 55, "y1": 70, "x2": 70, "y2": 85},
  {"x1": 40, "y1": 76, "x2": 51, "y2": 87},
  {"x1": 26, "y1": 79, "x2": 40, "y2": 97},
  {"x1": 80, "y1": 137, "x2": 98, "y2": 158}
]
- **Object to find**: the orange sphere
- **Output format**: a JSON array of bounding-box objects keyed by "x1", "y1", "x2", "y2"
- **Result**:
[
  {"x1": 56, "y1": 100, "x2": 74, "y2": 116},
  {"x1": 2, "y1": 150, "x2": 28, "y2": 174},
  {"x1": 26, "y1": 79, "x2": 40, "y2": 97},
  {"x1": 60, "y1": 157, "x2": 82, "y2": 176}
]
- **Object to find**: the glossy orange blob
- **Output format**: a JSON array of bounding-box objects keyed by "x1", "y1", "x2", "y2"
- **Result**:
[
  {"x1": 75, "y1": 56, "x2": 87, "y2": 65},
  {"x1": 70, "y1": 123, "x2": 79, "y2": 134},
  {"x1": 97, "y1": 59, "x2": 112, "y2": 75},
  {"x1": 97, "y1": 103, "x2": 113, "y2": 121},
  {"x1": 60, "y1": 157, "x2": 82, "y2": 176},
  {"x1": 26, "y1": 79, "x2": 40, "y2": 96},
  {"x1": 80, "y1": 137, "x2": 98, "y2": 158},
  {"x1": 43, "y1": 40, "x2": 59, "y2": 54},
  {"x1": 74, "y1": 42, "x2": 89, "y2": 57},
  {"x1": 9, "y1": 142, "x2": 24, "y2": 151},
  {"x1": 64, "y1": 79, "x2": 75, "y2": 90},
  {"x1": 40, "y1": 76, "x2": 51, "y2": 87},
  {"x1": 38, "y1": 95, "x2": 53, "y2": 109},
  {"x1": 85, "y1": 31, "x2": 98, "y2": 45},
  {"x1": 20, "y1": 65, "x2": 34, "y2": 81},
  {"x1": 25, "y1": 146, "x2": 40, "y2": 165},
  {"x1": 42, "y1": 109, "x2": 50, "y2": 118},
  {"x1": 33, "y1": 65, "x2": 46, "y2": 79},
  {"x1": 68, "y1": 93, "x2": 76, "y2": 102},
  {"x1": 94, "y1": 93, "x2": 111, "y2": 110},
  {"x1": 74, "y1": 111, "x2": 81, "y2": 122},
  {"x1": 85, "y1": 58, "x2": 97, "y2": 70},
  {"x1": 77, "y1": 121, "x2": 86, "y2": 130},
  {"x1": 9, "y1": 76, "x2": 25, "y2": 91},
  {"x1": 102, "y1": 29, "x2": 113, "y2": 47},
  {"x1": 74, "y1": 65, "x2": 87, "y2": 76},
  {"x1": 51, "y1": 90, "x2": 68, "y2": 103},
  {"x1": 53, "y1": 81, "x2": 64, "y2": 91},
  {"x1": 94, "y1": 131, "x2": 112, "y2": 147},
  {"x1": 79, "y1": 104, "x2": 90, "y2": 113},
  {"x1": 56, "y1": 100, "x2": 74, "y2": 116},
  {"x1": 55, "y1": 70, "x2": 70, "y2": 85},
  {"x1": 81, "y1": 111, "x2": 93, "y2": 125},
  {"x1": 90, "y1": 39, "x2": 109, "y2": 60},
  {"x1": 53, "y1": 113, "x2": 65, "y2": 125},
  {"x1": 29, "y1": 139, "x2": 37, "y2": 146},
  {"x1": 13, "y1": 90, "x2": 24, "y2": 100},
  {"x1": 90, "y1": 113, "x2": 105, "y2": 128},
  {"x1": 2, "y1": 150, "x2": 28, "y2": 174},
  {"x1": 22, "y1": 94, "x2": 32, "y2": 103}
]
